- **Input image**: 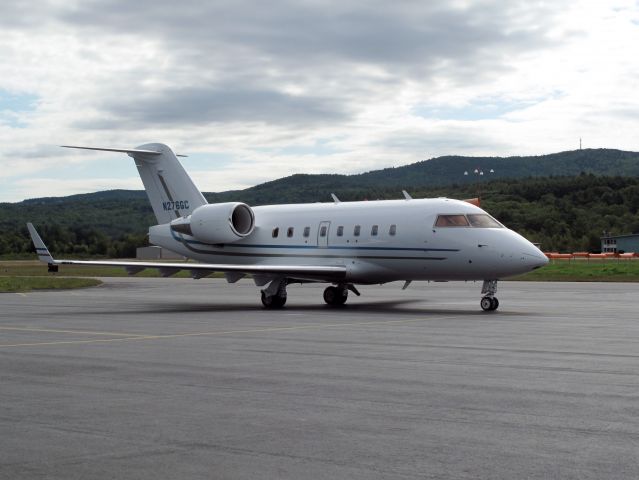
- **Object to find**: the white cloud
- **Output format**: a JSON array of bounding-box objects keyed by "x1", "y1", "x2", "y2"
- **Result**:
[{"x1": 0, "y1": 0, "x2": 638, "y2": 202}]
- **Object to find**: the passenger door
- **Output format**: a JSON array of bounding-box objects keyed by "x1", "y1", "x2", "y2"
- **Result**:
[{"x1": 317, "y1": 221, "x2": 331, "y2": 248}]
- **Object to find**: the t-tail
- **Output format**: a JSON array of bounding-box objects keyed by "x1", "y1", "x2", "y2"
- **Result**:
[{"x1": 62, "y1": 143, "x2": 207, "y2": 224}]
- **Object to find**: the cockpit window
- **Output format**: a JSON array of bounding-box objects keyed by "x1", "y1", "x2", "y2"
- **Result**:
[
  {"x1": 434, "y1": 213, "x2": 504, "y2": 228},
  {"x1": 467, "y1": 214, "x2": 503, "y2": 228},
  {"x1": 435, "y1": 214, "x2": 470, "y2": 227}
]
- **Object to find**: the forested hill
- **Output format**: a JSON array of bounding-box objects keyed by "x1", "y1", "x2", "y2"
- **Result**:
[
  {"x1": 372, "y1": 148, "x2": 639, "y2": 185},
  {"x1": 2, "y1": 148, "x2": 639, "y2": 256},
  {"x1": 209, "y1": 148, "x2": 639, "y2": 204},
  {"x1": 17, "y1": 148, "x2": 639, "y2": 207}
]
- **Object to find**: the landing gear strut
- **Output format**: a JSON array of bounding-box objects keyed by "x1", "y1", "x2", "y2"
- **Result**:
[
  {"x1": 261, "y1": 279, "x2": 287, "y2": 309},
  {"x1": 480, "y1": 279, "x2": 499, "y2": 311}
]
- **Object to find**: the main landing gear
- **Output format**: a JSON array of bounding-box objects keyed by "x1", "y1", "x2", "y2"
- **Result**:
[
  {"x1": 260, "y1": 280, "x2": 361, "y2": 309},
  {"x1": 261, "y1": 290, "x2": 286, "y2": 308},
  {"x1": 323, "y1": 284, "x2": 360, "y2": 306},
  {"x1": 323, "y1": 286, "x2": 347, "y2": 306},
  {"x1": 480, "y1": 279, "x2": 499, "y2": 311},
  {"x1": 261, "y1": 279, "x2": 287, "y2": 309}
]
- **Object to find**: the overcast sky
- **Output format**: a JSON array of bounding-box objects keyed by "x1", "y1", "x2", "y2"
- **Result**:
[{"x1": 1, "y1": 0, "x2": 638, "y2": 202}]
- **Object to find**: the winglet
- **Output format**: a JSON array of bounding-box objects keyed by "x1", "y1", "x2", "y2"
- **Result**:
[{"x1": 26, "y1": 223, "x2": 57, "y2": 265}]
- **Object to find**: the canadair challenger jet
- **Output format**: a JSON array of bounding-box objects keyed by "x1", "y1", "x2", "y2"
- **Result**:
[{"x1": 27, "y1": 143, "x2": 548, "y2": 311}]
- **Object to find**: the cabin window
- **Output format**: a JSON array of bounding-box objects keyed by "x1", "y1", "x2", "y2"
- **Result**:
[
  {"x1": 319, "y1": 225, "x2": 327, "y2": 237},
  {"x1": 272, "y1": 227, "x2": 279, "y2": 238},
  {"x1": 371, "y1": 225, "x2": 378, "y2": 236},
  {"x1": 337, "y1": 226, "x2": 344, "y2": 237},
  {"x1": 354, "y1": 225, "x2": 361, "y2": 236},
  {"x1": 303, "y1": 226, "x2": 310, "y2": 237},
  {"x1": 287, "y1": 227, "x2": 294, "y2": 237},
  {"x1": 467, "y1": 214, "x2": 503, "y2": 228},
  {"x1": 389, "y1": 224, "x2": 397, "y2": 236},
  {"x1": 434, "y1": 214, "x2": 470, "y2": 227}
]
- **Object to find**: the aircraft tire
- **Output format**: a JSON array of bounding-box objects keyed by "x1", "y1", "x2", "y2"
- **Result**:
[
  {"x1": 261, "y1": 291, "x2": 286, "y2": 309},
  {"x1": 480, "y1": 296, "x2": 494, "y2": 311},
  {"x1": 491, "y1": 297, "x2": 499, "y2": 310},
  {"x1": 323, "y1": 286, "x2": 348, "y2": 306}
]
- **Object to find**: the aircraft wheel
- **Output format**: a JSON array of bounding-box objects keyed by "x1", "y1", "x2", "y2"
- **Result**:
[
  {"x1": 491, "y1": 297, "x2": 499, "y2": 310},
  {"x1": 335, "y1": 289, "x2": 348, "y2": 305},
  {"x1": 261, "y1": 291, "x2": 286, "y2": 309},
  {"x1": 323, "y1": 286, "x2": 348, "y2": 306},
  {"x1": 480, "y1": 296, "x2": 494, "y2": 311},
  {"x1": 261, "y1": 291, "x2": 273, "y2": 308},
  {"x1": 323, "y1": 286, "x2": 337, "y2": 305}
]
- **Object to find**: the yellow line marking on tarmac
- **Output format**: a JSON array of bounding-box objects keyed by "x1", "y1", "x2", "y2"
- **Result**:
[
  {"x1": 0, "y1": 326, "x2": 147, "y2": 337},
  {"x1": 0, "y1": 316, "x2": 461, "y2": 348}
]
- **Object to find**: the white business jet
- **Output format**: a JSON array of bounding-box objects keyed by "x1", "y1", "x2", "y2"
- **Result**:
[{"x1": 27, "y1": 143, "x2": 548, "y2": 311}]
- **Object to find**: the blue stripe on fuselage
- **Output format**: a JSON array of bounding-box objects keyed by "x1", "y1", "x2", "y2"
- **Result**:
[{"x1": 169, "y1": 230, "x2": 459, "y2": 253}]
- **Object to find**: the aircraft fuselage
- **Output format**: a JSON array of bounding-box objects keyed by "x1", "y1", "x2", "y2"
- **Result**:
[{"x1": 150, "y1": 197, "x2": 547, "y2": 284}]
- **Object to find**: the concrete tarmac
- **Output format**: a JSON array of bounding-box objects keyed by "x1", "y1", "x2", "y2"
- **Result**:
[{"x1": 1, "y1": 278, "x2": 638, "y2": 479}]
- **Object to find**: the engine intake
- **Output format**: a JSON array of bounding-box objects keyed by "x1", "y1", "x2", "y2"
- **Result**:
[{"x1": 170, "y1": 202, "x2": 255, "y2": 244}]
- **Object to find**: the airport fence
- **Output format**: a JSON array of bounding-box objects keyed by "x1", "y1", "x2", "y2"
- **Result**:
[{"x1": 544, "y1": 252, "x2": 638, "y2": 261}]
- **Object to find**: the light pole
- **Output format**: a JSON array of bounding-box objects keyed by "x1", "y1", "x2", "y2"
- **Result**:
[{"x1": 464, "y1": 167, "x2": 495, "y2": 201}]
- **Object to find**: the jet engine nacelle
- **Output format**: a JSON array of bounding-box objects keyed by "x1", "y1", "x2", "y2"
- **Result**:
[{"x1": 170, "y1": 202, "x2": 255, "y2": 244}]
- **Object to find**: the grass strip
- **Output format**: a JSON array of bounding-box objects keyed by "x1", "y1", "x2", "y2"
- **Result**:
[
  {"x1": 510, "y1": 260, "x2": 639, "y2": 282},
  {"x1": 0, "y1": 276, "x2": 102, "y2": 293}
]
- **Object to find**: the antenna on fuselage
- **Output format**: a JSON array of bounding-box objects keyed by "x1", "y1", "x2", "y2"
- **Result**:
[
  {"x1": 402, "y1": 190, "x2": 412, "y2": 200},
  {"x1": 330, "y1": 193, "x2": 340, "y2": 204}
]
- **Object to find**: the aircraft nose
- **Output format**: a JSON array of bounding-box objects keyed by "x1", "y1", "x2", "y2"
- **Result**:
[
  {"x1": 512, "y1": 233, "x2": 548, "y2": 272},
  {"x1": 522, "y1": 251, "x2": 549, "y2": 269}
]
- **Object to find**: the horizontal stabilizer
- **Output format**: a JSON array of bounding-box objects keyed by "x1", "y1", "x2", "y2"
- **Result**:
[
  {"x1": 61, "y1": 145, "x2": 162, "y2": 155},
  {"x1": 61, "y1": 145, "x2": 187, "y2": 157}
]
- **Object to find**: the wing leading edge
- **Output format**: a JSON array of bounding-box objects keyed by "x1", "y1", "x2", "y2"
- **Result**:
[{"x1": 26, "y1": 223, "x2": 347, "y2": 282}]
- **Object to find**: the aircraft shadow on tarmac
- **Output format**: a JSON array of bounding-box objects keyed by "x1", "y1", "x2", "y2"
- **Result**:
[{"x1": 83, "y1": 298, "x2": 529, "y2": 316}]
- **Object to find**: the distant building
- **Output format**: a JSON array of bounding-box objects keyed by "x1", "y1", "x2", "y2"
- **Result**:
[
  {"x1": 601, "y1": 233, "x2": 639, "y2": 254},
  {"x1": 136, "y1": 246, "x2": 185, "y2": 260}
]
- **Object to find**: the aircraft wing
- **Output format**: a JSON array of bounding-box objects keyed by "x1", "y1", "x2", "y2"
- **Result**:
[{"x1": 27, "y1": 223, "x2": 347, "y2": 282}]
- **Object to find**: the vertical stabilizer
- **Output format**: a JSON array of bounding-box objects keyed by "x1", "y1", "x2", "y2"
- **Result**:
[
  {"x1": 129, "y1": 143, "x2": 207, "y2": 224},
  {"x1": 62, "y1": 143, "x2": 208, "y2": 224}
]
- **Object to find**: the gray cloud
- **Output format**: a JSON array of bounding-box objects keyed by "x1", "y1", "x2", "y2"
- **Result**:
[
  {"x1": 61, "y1": 1, "x2": 560, "y2": 60},
  {"x1": 1, "y1": 1, "x2": 575, "y2": 132},
  {"x1": 375, "y1": 127, "x2": 510, "y2": 155},
  {"x1": 76, "y1": 85, "x2": 349, "y2": 129}
]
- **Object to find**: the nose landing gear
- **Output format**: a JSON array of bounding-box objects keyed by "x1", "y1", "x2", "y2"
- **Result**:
[{"x1": 480, "y1": 279, "x2": 499, "y2": 311}]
